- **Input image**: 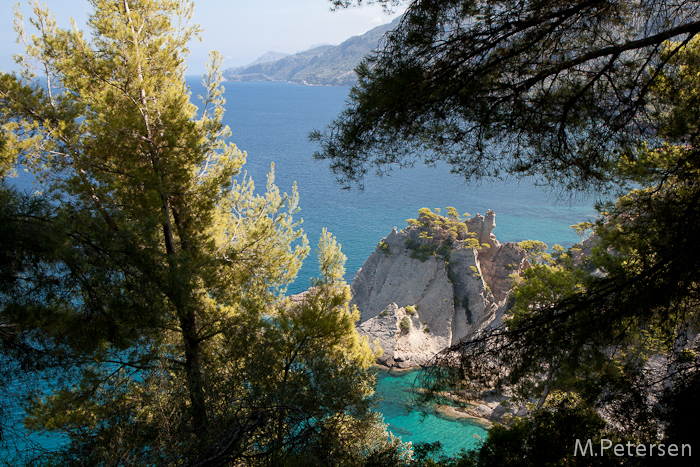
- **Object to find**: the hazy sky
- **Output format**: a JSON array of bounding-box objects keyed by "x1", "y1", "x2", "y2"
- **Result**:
[{"x1": 1, "y1": 0, "x2": 403, "y2": 75}]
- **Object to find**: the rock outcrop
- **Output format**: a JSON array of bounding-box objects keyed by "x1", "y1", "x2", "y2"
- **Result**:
[{"x1": 353, "y1": 209, "x2": 529, "y2": 368}]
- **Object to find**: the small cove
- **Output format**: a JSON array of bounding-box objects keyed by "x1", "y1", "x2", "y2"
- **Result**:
[{"x1": 375, "y1": 369, "x2": 488, "y2": 456}]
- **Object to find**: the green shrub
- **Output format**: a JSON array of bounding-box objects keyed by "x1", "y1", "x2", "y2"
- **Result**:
[
  {"x1": 378, "y1": 240, "x2": 390, "y2": 254},
  {"x1": 405, "y1": 305, "x2": 416, "y2": 315},
  {"x1": 400, "y1": 317, "x2": 410, "y2": 333},
  {"x1": 405, "y1": 208, "x2": 483, "y2": 262}
]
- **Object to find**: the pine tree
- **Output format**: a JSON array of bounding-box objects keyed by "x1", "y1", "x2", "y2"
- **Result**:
[
  {"x1": 316, "y1": 0, "x2": 700, "y2": 190},
  {"x1": 0, "y1": 1, "x2": 383, "y2": 464},
  {"x1": 321, "y1": 0, "x2": 700, "y2": 461}
]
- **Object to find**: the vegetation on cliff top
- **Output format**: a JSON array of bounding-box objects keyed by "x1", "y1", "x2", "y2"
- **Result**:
[{"x1": 403, "y1": 207, "x2": 483, "y2": 262}]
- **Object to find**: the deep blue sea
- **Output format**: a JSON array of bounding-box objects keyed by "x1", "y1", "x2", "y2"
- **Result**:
[{"x1": 7, "y1": 78, "x2": 598, "y2": 458}]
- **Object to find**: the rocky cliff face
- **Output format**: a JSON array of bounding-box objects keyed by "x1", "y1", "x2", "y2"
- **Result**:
[{"x1": 353, "y1": 209, "x2": 529, "y2": 368}]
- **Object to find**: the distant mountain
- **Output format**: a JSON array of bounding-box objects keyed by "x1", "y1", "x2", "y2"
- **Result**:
[
  {"x1": 223, "y1": 18, "x2": 399, "y2": 86},
  {"x1": 246, "y1": 51, "x2": 290, "y2": 66}
]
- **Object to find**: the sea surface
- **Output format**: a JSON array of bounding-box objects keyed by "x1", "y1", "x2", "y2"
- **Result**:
[
  {"x1": 205, "y1": 80, "x2": 598, "y2": 295},
  {"x1": 6, "y1": 78, "x2": 599, "y2": 457},
  {"x1": 375, "y1": 369, "x2": 488, "y2": 457},
  {"x1": 198, "y1": 78, "x2": 597, "y2": 456}
]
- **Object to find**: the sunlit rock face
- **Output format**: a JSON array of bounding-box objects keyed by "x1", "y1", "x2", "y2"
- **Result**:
[{"x1": 352, "y1": 210, "x2": 529, "y2": 368}]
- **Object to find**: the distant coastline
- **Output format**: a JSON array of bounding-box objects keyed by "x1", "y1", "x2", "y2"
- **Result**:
[{"x1": 222, "y1": 18, "x2": 400, "y2": 86}]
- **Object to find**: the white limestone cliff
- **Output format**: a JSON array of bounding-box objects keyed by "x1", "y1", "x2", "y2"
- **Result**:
[{"x1": 352, "y1": 209, "x2": 529, "y2": 368}]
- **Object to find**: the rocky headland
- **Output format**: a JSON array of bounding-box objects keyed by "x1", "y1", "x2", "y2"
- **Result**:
[
  {"x1": 223, "y1": 18, "x2": 400, "y2": 86},
  {"x1": 351, "y1": 208, "x2": 530, "y2": 369}
]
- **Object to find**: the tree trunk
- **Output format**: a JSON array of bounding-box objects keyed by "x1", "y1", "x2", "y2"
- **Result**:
[
  {"x1": 536, "y1": 365, "x2": 554, "y2": 410},
  {"x1": 161, "y1": 194, "x2": 208, "y2": 431},
  {"x1": 180, "y1": 308, "x2": 208, "y2": 431}
]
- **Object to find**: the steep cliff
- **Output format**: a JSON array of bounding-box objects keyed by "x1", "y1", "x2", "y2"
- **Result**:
[{"x1": 353, "y1": 209, "x2": 529, "y2": 368}]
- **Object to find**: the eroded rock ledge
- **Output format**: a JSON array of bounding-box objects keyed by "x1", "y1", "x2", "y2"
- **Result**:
[{"x1": 352, "y1": 209, "x2": 529, "y2": 368}]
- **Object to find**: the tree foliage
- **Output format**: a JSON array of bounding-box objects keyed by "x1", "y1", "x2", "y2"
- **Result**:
[
  {"x1": 414, "y1": 36, "x2": 700, "y2": 463},
  {"x1": 0, "y1": 1, "x2": 390, "y2": 464},
  {"x1": 318, "y1": 0, "x2": 700, "y2": 461},
  {"x1": 315, "y1": 0, "x2": 700, "y2": 190},
  {"x1": 404, "y1": 207, "x2": 481, "y2": 260},
  {"x1": 460, "y1": 394, "x2": 618, "y2": 467}
]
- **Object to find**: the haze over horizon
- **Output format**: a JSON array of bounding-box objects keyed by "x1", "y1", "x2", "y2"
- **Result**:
[{"x1": 0, "y1": 0, "x2": 403, "y2": 75}]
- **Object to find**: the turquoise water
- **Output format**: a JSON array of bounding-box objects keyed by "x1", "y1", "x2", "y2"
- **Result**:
[
  {"x1": 376, "y1": 370, "x2": 488, "y2": 457},
  {"x1": 208, "y1": 80, "x2": 599, "y2": 294},
  {"x1": 209, "y1": 80, "x2": 594, "y2": 455},
  {"x1": 12, "y1": 79, "x2": 599, "y2": 293},
  {"x1": 6, "y1": 79, "x2": 598, "y2": 456}
]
